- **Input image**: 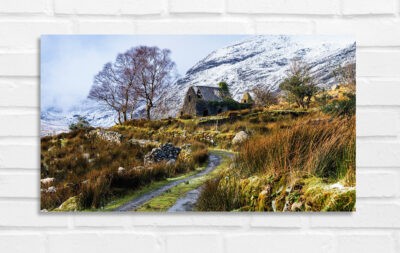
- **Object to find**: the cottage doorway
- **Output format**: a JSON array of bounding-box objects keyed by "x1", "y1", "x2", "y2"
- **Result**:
[{"x1": 203, "y1": 109, "x2": 209, "y2": 116}]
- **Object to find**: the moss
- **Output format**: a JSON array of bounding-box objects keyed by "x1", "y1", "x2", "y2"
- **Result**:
[
  {"x1": 54, "y1": 196, "x2": 78, "y2": 211},
  {"x1": 302, "y1": 177, "x2": 355, "y2": 212}
]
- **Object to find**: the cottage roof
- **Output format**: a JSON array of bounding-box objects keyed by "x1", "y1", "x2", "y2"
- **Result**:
[{"x1": 192, "y1": 86, "x2": 223, "y2": 102}]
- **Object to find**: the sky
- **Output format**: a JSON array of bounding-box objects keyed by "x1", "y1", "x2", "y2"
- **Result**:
[{"x1": 40, "y1": 35, "x2": 251, "y2": 111}]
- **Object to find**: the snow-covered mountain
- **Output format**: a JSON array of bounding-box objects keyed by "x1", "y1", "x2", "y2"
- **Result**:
[
  {"x1": 41, "y1": 35, "x2": 355, "y2": 136},
  {"x1": 40, "y1": 100, "x2": 116, "y2": 136}
]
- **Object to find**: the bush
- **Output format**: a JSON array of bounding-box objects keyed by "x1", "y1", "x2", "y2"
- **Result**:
[
  {"x1": 69, "y1": 116, "x2": 91, "y2": 131},
  {"x1": 322, "y1": 93, "x2": 355, "y2": 117}
]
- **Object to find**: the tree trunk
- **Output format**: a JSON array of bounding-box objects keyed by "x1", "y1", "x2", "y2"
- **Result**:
[
  {"x1": 146, "y1": 105, "x2": 151, "y2": 120},
  {"x1": 117, "y1": 111, "x2": 122, "y2": 124},
  {"x1": 122, "y1": 111, "x2": 127, "y2": 122}
]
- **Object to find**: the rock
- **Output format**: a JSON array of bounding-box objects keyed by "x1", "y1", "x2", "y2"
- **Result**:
[
  {"x1": 144, "y1": 143, "x2": 181, "y2": 165},
  {"x1": 291, "y1": 202, "x2": 303, "y2": 212},
  {"x1": 83, "y1": 153, "x2": 90, "y2": 160},
  {"x1": 46, "y1": 186, "x2": 57, "y2": 193},
  {"x1": 329, "y1": 182, "x2": 344, "y2": 190},
  {"x1": 88, "y1": 129, "x2": 122, "y2": 144},
  {"x1": 117, "y1": 167, "x2": 125, "y2": 174},
  {"x1": 232, "y1": 131, "x2": 249, "y2": 145},
  {"x1": 40, "y1": 177, "x2": 55, "y2": 184}
]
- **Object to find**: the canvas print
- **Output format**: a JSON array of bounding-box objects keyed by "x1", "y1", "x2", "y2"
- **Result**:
[{"x1": 40, "y1": 35, "x2": 356, "y2": 212}]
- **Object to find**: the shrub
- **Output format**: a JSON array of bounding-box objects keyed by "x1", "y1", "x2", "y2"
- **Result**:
[
  {"x1": 322, "y1": 93, "x2": 355, "y2": 117},
  {"x1": 69, "y1": 116, "x2": 91, "y2": 131}
]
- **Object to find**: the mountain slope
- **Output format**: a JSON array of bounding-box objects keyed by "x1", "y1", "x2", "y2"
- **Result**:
[{"x1": 164, "y1": 36, "x2": 355, "y2": 117}]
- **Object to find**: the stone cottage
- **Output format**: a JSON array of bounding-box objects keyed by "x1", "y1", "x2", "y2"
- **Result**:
[{"x1": 180, "y1": 86, "x2": 228, "y2": 117}]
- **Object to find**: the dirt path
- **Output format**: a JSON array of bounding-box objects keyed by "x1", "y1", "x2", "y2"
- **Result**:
[
  {"x1": 115, "y1": 152, "x2": 226, "y2": 212},
  {"x1": 167, "y1": 187, "x2": 202, "y2": 212}
]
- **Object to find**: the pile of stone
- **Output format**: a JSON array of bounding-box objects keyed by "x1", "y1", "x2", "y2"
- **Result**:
[
  {"x1": 88, "y1": 129, "x2": 122, "y2": 144},
  {"x1": 144, "y1": 143, "x2": 181, "y2": 165}
]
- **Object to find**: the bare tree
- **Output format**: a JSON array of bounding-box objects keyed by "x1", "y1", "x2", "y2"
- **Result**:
[
  {"x1": 88, "y1": 52, "x2": 139, "y2": 124},
  {"x1": 251, "y1": 85, "x2": 278, "y2": 107},
  {"x1": 89, "y1": 46, "x2": 176, "y2": 122},
  {"x1": 133, "y1": 46, "x2": 176, "y2": 120}
]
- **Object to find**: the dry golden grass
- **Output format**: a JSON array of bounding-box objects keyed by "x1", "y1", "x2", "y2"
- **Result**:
[{"x1": 236, "y1": 116, "x2": 355, "y2": 181}]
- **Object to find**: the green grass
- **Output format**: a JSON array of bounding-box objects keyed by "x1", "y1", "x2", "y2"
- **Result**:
[
  {"x1": 135, "y1": 150, "x2": 233, "y2": 212},
  {"x1": 103, "y1": 168, "x2": 206, "y2": 211}
]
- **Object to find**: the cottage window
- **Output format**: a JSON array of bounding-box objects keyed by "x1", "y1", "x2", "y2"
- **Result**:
[
  {"x1": 197, "y1": 90, "x2": 202, "y2": 98},
  {"x1": 188, "y1": 95, "x2": 191, "y2": 102}
]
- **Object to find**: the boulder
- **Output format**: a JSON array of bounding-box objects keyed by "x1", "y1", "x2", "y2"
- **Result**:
[
  {"x1": 40, "y1": 177, "x2": 55, "y2": 185},
  {"x1": 144, "y1": 143, "x2": 181, "y2": 165},
  {"x1": 56, "y1": 196, "x2": 78, "y2": 211},
  {"x1": 117, "y1": 167, "x2": 125, "y2": 174},
  {"x1": 46, "y1": 186, "x2": 57, "y2": 193},
  {"x1": 232, "y1": 131, "x2": 249, "y2": 145}
]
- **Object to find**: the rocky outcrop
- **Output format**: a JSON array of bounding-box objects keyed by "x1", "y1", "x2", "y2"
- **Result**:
[
  {"x1": 144, "y1": 143, "x2": 181, "y2": 165},
  {"x1": 88, "y1": 129, "x2": 122, "y2": 144}
]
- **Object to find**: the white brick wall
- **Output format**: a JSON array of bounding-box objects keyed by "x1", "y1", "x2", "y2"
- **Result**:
[{"x1": 0, "y1": 0, "x2": 399, "y2": 252}]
